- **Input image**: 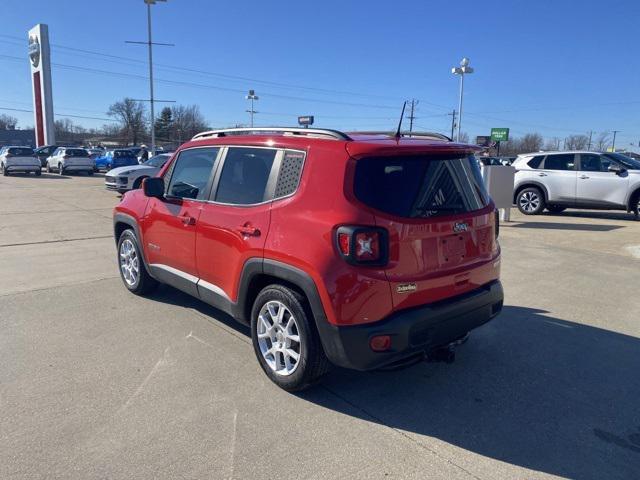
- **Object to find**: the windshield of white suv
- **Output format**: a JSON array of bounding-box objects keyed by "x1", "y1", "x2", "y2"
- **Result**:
[
  {"x1": 604, "y1": 153, "x2": 640, "y2": 170},
  {"x1": 144, "y1": 154, "x2": 169, "y2": 167}
]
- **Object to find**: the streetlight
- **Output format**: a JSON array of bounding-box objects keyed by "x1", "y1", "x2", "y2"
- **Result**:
[
  {"x1": 451, "y1": 57, "x2": 474, "y2": 142},
  {"x1": 245, "y1": 90, "x2": 259, "y2": 127}
]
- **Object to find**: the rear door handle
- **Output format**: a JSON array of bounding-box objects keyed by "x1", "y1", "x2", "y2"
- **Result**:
[
  {"x1": 537, "y1": 172, "x2": 547, "y2": 176},
  {"x1": 179, "y1": 215, "x2": 196, "y2": 226},
  {"x1": 237, "y1": 225, "x2": 260, "y2": 237},
  {"x1": 579, "y1": 175, "x2": 590, "y2": 179}
]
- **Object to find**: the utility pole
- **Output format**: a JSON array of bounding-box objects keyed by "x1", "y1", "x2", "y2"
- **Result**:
[
  {"x1": 245, "y1": 90, "x2": 259, "y2": 127},
  {"x1": 407, "y1": 99, "x2": 418, "y2": 134},
  {"x1": 588, "y1": 131, "x2": 593, "y2": 150},
  {"x1": 126, "y1": 0, "x2": 173, "y2": 155},
  {"x1": 612, "y1": 130, "x2": 620, "y2": 151},
  {"x1": 448, "y1": 109, "x2": 457, "y2": 139}
]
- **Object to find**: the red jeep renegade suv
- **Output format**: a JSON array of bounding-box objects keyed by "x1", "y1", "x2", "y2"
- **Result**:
[{"x1": 113, "y1": 127, "x2": 503, "y2": 391}]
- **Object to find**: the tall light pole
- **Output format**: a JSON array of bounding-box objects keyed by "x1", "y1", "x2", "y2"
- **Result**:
[
  {"x1": 245, "y1": 90, "x2": 259, "y2": 127},
  {"x1": 451, "y1": 57, "x2": 474, "y2": 142},
  {"x1": 126, "y1": 0, "x2": 172, "y2": 154}
]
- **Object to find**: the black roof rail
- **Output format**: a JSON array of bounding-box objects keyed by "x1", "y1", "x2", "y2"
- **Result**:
[{"x1": 191, "y1": 127, "x2": 352, "y2": 141}]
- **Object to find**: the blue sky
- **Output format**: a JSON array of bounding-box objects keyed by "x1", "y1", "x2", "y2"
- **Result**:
[{"x1": 1, "y1": 0, "x2": 639, "y2": 147}]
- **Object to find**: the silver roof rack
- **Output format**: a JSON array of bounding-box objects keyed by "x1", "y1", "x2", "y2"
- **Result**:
[{"x1": 191, "y1": 127, "x2": 352, "y2": 141}]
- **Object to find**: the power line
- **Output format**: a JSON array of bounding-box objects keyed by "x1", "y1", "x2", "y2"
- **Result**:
[{"x1": 0, "y1": 106, "x2": 116, "y2": 122}]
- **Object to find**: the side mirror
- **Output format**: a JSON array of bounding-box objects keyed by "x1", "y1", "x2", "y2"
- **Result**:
[
  {"x1": 608, "y1": 164, "x2": 625, "y2": 174},
  {"x1": 143, "y1": 177, "x2": 165, "y2": 198}
]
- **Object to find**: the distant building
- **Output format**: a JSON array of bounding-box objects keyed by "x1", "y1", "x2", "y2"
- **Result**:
[{"x1": 0, "y1": 129, "x2": 36, "y2": 147}]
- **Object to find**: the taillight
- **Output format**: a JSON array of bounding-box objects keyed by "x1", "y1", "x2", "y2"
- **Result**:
[
  {"x1": 494, "y1": 209, "x2": 500, "y2": 239},
  {"x1": 335, "y1": 226, "x2": 388, "y2": 266},
  {"x1": 63, "y1": 155, "x2": 70, "y2": 159}
]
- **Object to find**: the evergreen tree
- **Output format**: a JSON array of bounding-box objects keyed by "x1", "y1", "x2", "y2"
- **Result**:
[{"x1": 155, "y1": 107, "x2": 173, "y2": 142}]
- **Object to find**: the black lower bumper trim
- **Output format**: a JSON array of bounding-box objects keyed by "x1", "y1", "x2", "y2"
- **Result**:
[{"x1": 316, "y1": 280, "x2": 504, "y2": 371}]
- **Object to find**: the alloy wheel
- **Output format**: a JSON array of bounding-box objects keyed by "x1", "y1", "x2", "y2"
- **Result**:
[
  {"x1": 119, "y1": 238, "x2": 139, "y2": 286},
  {"x1": 519, "y1": 191, "x2": 540, "y2": 213},
  {"x1": 257, "y1": 300, "x2": 301, "y2": 376}
]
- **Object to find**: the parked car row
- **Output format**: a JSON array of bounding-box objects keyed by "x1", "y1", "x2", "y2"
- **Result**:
[{"x1": 0, "y1": 145, "x2": 173, "y2": 179}]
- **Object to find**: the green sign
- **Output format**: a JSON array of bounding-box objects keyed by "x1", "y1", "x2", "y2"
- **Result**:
[{"x1": 490, "y1": 128, "x2": 510, "y2": 142}]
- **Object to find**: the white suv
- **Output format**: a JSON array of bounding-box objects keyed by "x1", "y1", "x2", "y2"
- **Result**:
[
  {"x1": 513, "y1": 151, "x2": 640, "y2": 218},
  {"x1": 45, "y1": 147, "x2": 94, "y2": 175},
  {"x1": 0, "y1": 146, "x2": 41, "y2": 176}
]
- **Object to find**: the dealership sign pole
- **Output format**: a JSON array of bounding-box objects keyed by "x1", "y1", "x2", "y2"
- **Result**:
[{"x1": 28, "y1": 24, "x2": 55, "y2": 147}]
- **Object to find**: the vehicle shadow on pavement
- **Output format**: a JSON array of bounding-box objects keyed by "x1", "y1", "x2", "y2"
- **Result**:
[
  {"x1": 543, "y1": 211, "x2": 638, "y2": 222},
  {"x1": 300, "y1": 306, "x2": 640, "y2": 480},
  {"x1": 511, "y1": 222, "x2": 624, "y2": 232}
]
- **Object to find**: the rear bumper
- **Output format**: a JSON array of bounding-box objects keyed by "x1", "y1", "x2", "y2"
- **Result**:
[
  {"x1": 6, "y1": 165, "x2": 40, "y2": 172},
  {"x1": 64, "y1": 165, "x2": 93, "y2": 171},
  {"x1": 316, "y1": 280, "x2": 503, "y2": 370}
]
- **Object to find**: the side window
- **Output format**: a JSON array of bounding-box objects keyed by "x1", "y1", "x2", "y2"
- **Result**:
[
  {"x1": 599, "y1": 155, "x2": 616, "y2": 172},
  {"x1": 166, "y1": 147, "x2": 219, "y2": 200},
  {"x1": 214, "y1": 147, "x2": 277, "y2": 205},
  {"x1": 274, "y1": 150, "x2": 305, "y2": 198},
  {"x1": 544, "y1": 154, "x2": 575, "y2": 171},
  {"x1": 527, "y1": 155, "x2": 545, "y2": 169},
  {"x1": 580, "y1": 154, "x2": 602, "y2": 172}
]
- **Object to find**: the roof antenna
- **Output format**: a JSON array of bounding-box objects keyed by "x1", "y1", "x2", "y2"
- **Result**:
[{"x1": 395, "y1": 101, "x2": 407, "y2": 140}]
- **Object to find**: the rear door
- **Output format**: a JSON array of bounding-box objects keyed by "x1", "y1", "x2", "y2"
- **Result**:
[
  {"x1": 576, "y1": 153, "x2": 628, "y2": 207},
  {"x1": 195, "y1": 146, "x2": 278, "y2": 304},
  {"x1": 352, "y1": 154, "x2": 498, "y2": 311},
  {"x1": 142, "y1": 147, "x2": 220, "y2": 296},
  {"x1": 540, "y1": 153, "x2": 577, "y2": 204}
]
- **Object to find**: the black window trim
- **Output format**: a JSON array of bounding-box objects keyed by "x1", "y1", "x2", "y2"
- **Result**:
[
  {"x1": 541, "y1": 153, "x2": 577, "y2": 171},
  {"x1": 163, "y1": 145, "x2": 223, "y2": 202}
]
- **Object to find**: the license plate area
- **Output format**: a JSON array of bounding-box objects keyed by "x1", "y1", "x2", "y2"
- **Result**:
[{"x1": 440, "y1": 233, "x2": 467, "y2": 265}]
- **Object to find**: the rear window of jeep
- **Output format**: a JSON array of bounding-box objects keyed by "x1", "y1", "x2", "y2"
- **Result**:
[{"x1": 354, "y1": 155, "x2": 490, "y2": 218}]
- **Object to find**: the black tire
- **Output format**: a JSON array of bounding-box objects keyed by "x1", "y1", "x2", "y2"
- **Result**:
[
  {"x1": 87, "y1": 170, "x2": 94, "y2": 176},
  {"x1": 46, "y1": 163, "x2": 52, "y2": 173},
  {"x1": 251, "y1": 285, "x2": 331, "y2": 391},
  {"x1": 516, "y1": 187, "x2": 545, "y2": 215},
  {"x1": 58, "y1": 164, "x2": 65, "y2": 175},
  {"x1": 546, "y1": 205, "x2": 566, "y2": 213},
  {"x1": 1, "y1": 164, "x2": 7, "y2": 176},
  {"x1": 631, "y1": 192, "x2": 640, "y2": 220},
  {"x1": 116, "y1": 229, "x2": 158, "y2": 295},
  {"x1": 132, "y1": 176, "x2": 147, "y2": 190},
  {"x1": 34, "y1": 170, "x2": 41, "y2": 177}
]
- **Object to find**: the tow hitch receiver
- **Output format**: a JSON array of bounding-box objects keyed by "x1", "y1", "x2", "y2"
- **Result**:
[{"x1": 426, "y1": 344, "x2": 456, "y2": 364}]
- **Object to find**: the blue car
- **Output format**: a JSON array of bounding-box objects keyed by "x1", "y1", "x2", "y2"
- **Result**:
[{"x1": 94, "y1": 149, "x2": 139, "y2": 172}]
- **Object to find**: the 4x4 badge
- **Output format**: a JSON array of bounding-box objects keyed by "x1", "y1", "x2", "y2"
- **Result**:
[
  {"x1": 453, "y1": 222, "x2": 469, "y2": 233},
  {"x1": 397, "y1": 283, "x2": 417, "y2": 294}
]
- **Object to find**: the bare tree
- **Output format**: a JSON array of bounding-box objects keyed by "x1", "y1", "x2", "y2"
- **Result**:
[
  {"x1": 107, "y1": 98, "x2": 147, "y2": 146},
  {"x1": 170, "y1": 105, "x2": 209, "y2": 143},
  {"x1": 458, "y1": 131, "x2": 469, "y2": 143},
  {"x1": 520, "y1": 133, "x2": 544, "y2": 153},
  {"x1": 594, "y1": 131, "x2": 610, "y2": 152},
  {"x1": 565, "y1": 134, "x2": 589, "y2": 150},
  {"x1": 544, "y1": 137, "x2": 562, "y2": 151},
  {"x1": 0, "y1": 114, "x2": 18, "y2": 130}
]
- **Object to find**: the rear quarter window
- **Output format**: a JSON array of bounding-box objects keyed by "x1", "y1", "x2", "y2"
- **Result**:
[
  {"x1": 353, "y1": 154, "x2": 490, "y2": 218},
  {"x1": 66, "y1": 149, "x2": 88, "y2": 157},
  {"x1": 527, "y1": 155, "x2": 545, "y2": 169}
]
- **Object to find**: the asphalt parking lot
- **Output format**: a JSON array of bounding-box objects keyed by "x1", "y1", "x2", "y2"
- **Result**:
[{"x1": 1, "y1": 172, "x2": 639, "y2": 480}]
